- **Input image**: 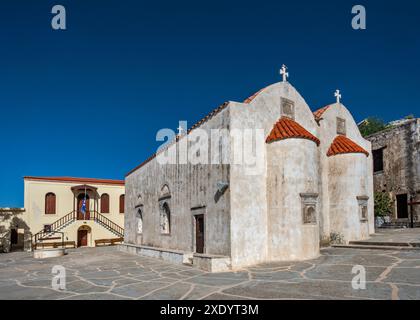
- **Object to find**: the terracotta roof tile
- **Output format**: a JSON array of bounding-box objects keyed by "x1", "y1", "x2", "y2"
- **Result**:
[
  {"x1": 327, "y1": 135, "x2": 369, "y2": 157},
  {"x1": 266, "y1": 117, "x2": 320, "y2": 146},
  {"x1": 24, "y1": 176, "x2": 125, "y2": 185},
  {"x1": 243, "y1": 86, "x2": 270, "y2": 104},
  {"x1": 313, "y1": 105, "x2": 331, "y2": 121}
]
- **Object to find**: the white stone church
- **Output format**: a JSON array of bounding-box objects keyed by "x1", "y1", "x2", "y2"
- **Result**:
[{"x1": 121, "y1": 68, "x2": 374, "y2": 272}]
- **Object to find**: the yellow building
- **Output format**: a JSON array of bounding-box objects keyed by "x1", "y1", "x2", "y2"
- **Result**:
[{"x1": 23, "y1": 176, "x2": 125, "y2": 249}]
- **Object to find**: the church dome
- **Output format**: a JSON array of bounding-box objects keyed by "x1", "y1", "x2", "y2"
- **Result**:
[
  {"x1": 327, "y1": 135, "x2": 369, "y2": 157},
  {"x1": 266, "y1": 116, "x2": 320, "y2": 145}
]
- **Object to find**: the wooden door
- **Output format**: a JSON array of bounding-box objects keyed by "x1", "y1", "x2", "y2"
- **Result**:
[
  {"x1": 77, "y1": 194, "x2": 90, "y2": 220},
  {"x1": 195, "y1": 215, "x2": 205, "y2": 254},
  {"x1": 77, "y1": 230, "x2": 88, "y2": 247}
]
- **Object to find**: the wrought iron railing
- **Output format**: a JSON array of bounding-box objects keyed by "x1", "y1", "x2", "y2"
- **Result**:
[{"x1": 32, "y1": 210, "x2": 124, "y2": 248}]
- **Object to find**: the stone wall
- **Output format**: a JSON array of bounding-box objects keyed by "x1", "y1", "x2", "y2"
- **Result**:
[
  {"x1": 366, "y1": 119, "x2": 420, "y2": 221},
  {"x1": 0, "y1": 208, "x2": 30, "y2": 252}
]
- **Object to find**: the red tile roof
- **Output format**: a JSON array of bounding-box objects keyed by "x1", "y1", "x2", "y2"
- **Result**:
[
  {"x1": 24, "y1": 176, "x2": 125, "y2": 185},
  {"x1": 313, "y1": 105, "x2": 331, "y2": 121},
  {"x1": 266, "y1": 117, "x2": 320, "y2": 146},
  {"x1": 243, "y1": 85, "x2": 270, "y2": 104},
  {"x1": 327, "y1": 135, "x2": 369, "y2": 157}
]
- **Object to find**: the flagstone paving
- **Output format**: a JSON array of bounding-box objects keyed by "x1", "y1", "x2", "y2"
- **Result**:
[{"x1": 0, "y1": 245, "x2": 420, "y2": 300}]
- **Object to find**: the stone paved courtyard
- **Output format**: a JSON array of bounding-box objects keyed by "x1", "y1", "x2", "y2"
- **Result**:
[
  {"x1": 1, "y1": 243, "x2": 420, "y2": 300},
  {"x1": 362, "y1": 228, "x2": 420, "y2": 245}
]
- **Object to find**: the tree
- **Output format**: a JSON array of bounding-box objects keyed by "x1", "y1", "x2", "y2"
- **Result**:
[
  {"x1": 358, "y1": 117, "x2": 388, "y2": 137},
  {"x1": 374, "y1": 192, "x2": 393, "y2": 217}
]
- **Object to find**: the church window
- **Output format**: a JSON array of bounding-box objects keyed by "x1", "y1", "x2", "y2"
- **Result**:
[
  {"x1": 136, "y1": 208, "x2": 143, "y2": 234},
  {"x1": 373, "y1": 148, "x2": 384, "y2": 172},
  {"x1": 160, "y1": 202, "x2": 171, "y2": 234},
  {"x1": 281, "y1": 98, "x2": 295, "y2": 119},
  {"x1": 45, "y1": 193, "x2": 56, "y2": 214},
  {"x1": 337, "y1": 117, "x2": 346, "y2": 135}
]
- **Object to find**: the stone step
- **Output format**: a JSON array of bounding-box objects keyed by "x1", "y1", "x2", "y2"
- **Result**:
[
  {"x1": 332, "y1": 244, "x2": 420, "y2": 251},
  {"x1": 349, "y1": 240, "x2": 411, "y2": 247}
]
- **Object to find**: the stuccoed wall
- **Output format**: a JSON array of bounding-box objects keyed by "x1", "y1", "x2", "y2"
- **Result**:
[
  {"x1": 266, "y1": 139, "x2": 320, "y2": 260},
  {"x1": 125, "y1": 81, "x2": 374, "y2": 269},
  {"x1": 328, "y1": 154, "x2": 371, "y2": 242},
  {"x1": 317, "y1": 103, "x2": 374, "y2": 243},
  {"x1": 230, "y1": 82, "x2": 319, "y2": 267},
  {"x1": 24, "y1": 179, "x2": 125, "y2": 247},
  {"x1": 124, "y1": 106, "x2": 231, "y2": 256}
]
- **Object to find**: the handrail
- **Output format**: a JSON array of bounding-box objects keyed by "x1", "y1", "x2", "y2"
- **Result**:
[
  {"x1": 32, "y1": 211, "x2": 76, "y2": 245},
  {"x1": 91, "y1": 211, "x2": 124, "y2": 237},
  {"x1": 32, "y1": 210, "x2": 124, "y2": 247}
]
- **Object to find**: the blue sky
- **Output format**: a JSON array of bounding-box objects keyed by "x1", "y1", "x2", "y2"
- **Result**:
[{"x1": 0, "y1": 0, "x2": 419, "y2": 207}]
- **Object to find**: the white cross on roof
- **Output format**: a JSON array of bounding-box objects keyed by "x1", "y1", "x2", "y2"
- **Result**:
[
  {"x1": 334, "y1": 89, "x2": 342, "y2": 103},
  {"x1": 280, "y1": 64, "x2": 289, "y2": 82}
]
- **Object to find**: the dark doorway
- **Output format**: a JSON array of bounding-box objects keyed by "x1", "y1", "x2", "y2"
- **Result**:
[
  {"x1": 10, "y1": 229, "x2": 18, "y2": 245},
  {"x1": 195, "y1": 215, "x2": 205, "y2": 254},
  {"x1": 77, "y1": 193, "x2": 90, "y2": 220},
  {"x1": 397, "y1": 194, "x2": 409, "y2": 219},
  {"x1": 77, "y1": 229, "x2": 88, "y2": 247}
]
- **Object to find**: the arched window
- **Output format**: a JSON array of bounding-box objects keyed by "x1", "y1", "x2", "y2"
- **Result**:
[
  {"x1": 45, "y1": 193, "x2": 56, "y2": 214},
  {"x1": 136, "y1": 208, "x2": 143, "y2": 234},
  {"x1": 161, "y1": 203, "x2": 170, "y2": 234},
  {"x1": 100, "y1": 193, "x2": 110, "y2": 213},
  {"x1": 119, "y1": 194, "x2": 125, "y2": 214}
]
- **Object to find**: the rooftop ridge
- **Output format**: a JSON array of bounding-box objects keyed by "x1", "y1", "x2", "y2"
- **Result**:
[
  {"x1": 126, "y1": 102, "x2": 230, "y2": 177},
  {"x1": 24, "y1": 176, "x2": 125, "y2": 185}
]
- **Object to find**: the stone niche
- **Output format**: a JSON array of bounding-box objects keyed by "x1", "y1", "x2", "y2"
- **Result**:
[
  {"x1": 300, "y1": 193, "x2": 318, "y2": 224},
  {"x1": 336, "y1": 117, "x2": 346, "y2": 135},
  {"x1": 281, "y1": 98, "x2": 295, "y2": 119},
  {"x1": 357, "y1": 196, "x2": 369, "y2": 222}
]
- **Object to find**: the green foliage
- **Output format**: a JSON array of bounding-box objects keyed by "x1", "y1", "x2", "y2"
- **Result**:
[
  {"x1": 374, "y1": 192, "x2": 393, "y2": 217},
  {"x1": 405, "y1": 114, "x2": 415, "y2": 119},
  {"x1": 330, "y1": 232, "x2": 345, "y2": 245},
  {"x1": 358, "y1": 117, "x2": 388, "y2": 137}
]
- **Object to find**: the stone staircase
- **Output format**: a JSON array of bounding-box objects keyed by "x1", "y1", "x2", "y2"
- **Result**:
[{"x1": 32, "y1": 210, "x2": 124, "y2": 249}]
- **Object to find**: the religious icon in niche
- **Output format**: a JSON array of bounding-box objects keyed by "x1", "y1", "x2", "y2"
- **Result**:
[
  {"x1": 300, "y1": 193, "x2": 318, "y2": 224},
  {"x1": 160, "y1": 202, "x2": 171, "y2": 234},
  {"x1": 357, "y1": 196, "x2": 369, "y2": 222}
]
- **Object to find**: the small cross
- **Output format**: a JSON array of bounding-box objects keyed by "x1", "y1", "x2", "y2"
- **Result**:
[
  {"x1": 334, "y1": 89, "x2": 342, "y2": 103},
  {"x1": 280, "y1": 64, "x2": 289, "y2": 82},
  {"x1": 177, "y1": 125, "x2": 185, "y2": 135}
]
